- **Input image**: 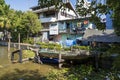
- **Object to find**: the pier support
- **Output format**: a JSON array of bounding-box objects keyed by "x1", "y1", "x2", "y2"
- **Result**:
[
  {"x1": 18, "y1": 33, "x2": 21, "y2": 49},
  {"x1": 11, "y1": 49, "x2": 22, "y2": 63},
  {"x1": 29, "y1": 47, "x2": 43, "y2": 64},
  {"x1": 58, "y1": 53, "x2": 64, "y2": 68}
]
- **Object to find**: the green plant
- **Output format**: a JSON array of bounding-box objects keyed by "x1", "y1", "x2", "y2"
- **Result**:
[
  {"x1": 13, "y1": 50, "x2": 35, "y2": 60},
  {"x1": 107, "y1": 44, "x2": 120, "y2": 54},
  {"x1": 23, "y1": 38, "x2": 34, "y2": 44},
  {"x1": 112, "y1": 55, "x2": 120, "y2": 70},
  {"x1": 22, "y1": 50, "x2": 35, "y2": 59},
  {"x1": 72, "y1": 45, "x2": 90, "y2": 50},
  {"x1": 37, "y1": 42, "x2": 62, "y2": 51}
]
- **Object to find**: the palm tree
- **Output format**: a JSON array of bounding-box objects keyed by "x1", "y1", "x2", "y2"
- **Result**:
[{"x1": 0, "y1": 3, "x2": 11, "y2": 41}]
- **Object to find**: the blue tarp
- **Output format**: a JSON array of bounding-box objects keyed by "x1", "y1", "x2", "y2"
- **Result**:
[{"x1": 65, "y1": 40, "x2": 76, "y2": 47}]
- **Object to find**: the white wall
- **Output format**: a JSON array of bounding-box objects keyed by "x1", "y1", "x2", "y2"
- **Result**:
[
  {"x1": 49, "y1": 23, "x2": 59, "y2": 35},
  {"x1": 58, "y1": 22, "x2": 66, "y2": 33},
  {"x1": 58, "y1": 7, "x2": 76, "y2": 20}
]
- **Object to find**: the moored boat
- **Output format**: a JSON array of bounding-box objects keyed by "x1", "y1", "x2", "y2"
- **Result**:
[{"x1": 38, "y1": 49, "x2": 91, "y2": 60}]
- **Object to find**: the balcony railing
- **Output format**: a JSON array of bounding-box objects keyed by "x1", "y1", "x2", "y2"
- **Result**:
[
  {"x1": 40, "y1": 17, "x2": 57, "y2": 23},
  {"x1": 59, "y1": 27, "x2": 85, "y2": 34}
]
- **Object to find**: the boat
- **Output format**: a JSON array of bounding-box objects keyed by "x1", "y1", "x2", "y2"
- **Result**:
[{"x1": 38, "y1": 49, "x2": 91, "y2": 60}]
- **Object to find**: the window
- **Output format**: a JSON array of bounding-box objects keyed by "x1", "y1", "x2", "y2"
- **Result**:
[{"x1": 51, "y1": 23, "x2": 57, "y2": 26}]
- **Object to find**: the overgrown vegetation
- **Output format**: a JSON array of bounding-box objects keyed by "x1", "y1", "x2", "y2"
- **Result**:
[
  {"x1": 14, "y1": 50, "x2": 35, "y2": 60},
  {"x1": 37, "y1": 42, "x2": 62, "y2": 51},
  {"x1": 23, "y1": 37, "x2": 34, "y2": 44},
  {"x1": 72, "y1": 45, "x2": 90, "y2": 50},
  {"x1": 0, "y1": 0, "x2": 42, "y2": 42},
  {"x1": 46, "y1": 65, "x2": 120, "y2": 80}
]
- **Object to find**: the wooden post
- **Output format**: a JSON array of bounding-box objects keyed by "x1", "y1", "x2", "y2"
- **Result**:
[
  {"x1": 8, "y1": 38, "x2": 11, "y2": 52},
  {"x1": 36, "y1": 49, "x2": 43, "y2": 64},
  {"x1": 19, "y1": 49, "x2": 22, "y2": 63},
  {"x1": 18, "y1": 33, "x2": 20, "y2": 49},
  {"x1": 58, "y1": 53, "x2": 62, "y2": 68},
  {"x1": 29, "y1": 47, "x2": 43, "y2": 64},
  {"x1": 8, "y1": 32, "x2": 11, "y2": 52}
]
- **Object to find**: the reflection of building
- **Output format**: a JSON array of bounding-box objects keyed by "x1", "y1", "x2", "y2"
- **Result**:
[{"x1": 31, "y1": 1, "x2": 94, "y2": 46}]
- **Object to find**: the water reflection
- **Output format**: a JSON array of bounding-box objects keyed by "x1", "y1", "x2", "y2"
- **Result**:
[{"x1": 0, "y1": 46, "x2": 10, "y2": 65}]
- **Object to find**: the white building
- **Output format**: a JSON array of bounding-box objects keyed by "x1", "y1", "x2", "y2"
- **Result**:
[
  {"x1": 31, "y1": 1, "x2": 79, "y2": 42},
  {"x1": 31, "y1": 0, "x2": 95, "y2": 46}
]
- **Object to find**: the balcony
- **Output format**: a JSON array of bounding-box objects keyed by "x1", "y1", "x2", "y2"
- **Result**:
[
  {"x1": 40, "y1": 17, "x2": 57, "y2": 23},
  {"x1": 59, "y1": 29, "x2": 67, "y2": 33}
]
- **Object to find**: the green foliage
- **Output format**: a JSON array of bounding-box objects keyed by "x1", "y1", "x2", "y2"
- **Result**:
[
  {"x1": 38, "y1": 0, "x2": 65, "y2": 10},
  {"x1": 46, "y1": 65, "x2": 120, "y2": 80},
  {"x1": 14, "y1": 50, "x2": 35, "y2": 60},
  {"x1": 22, "y1": 50, "x2": 35, "y2": 59},
  {"x1": 76, "y1": 0, "x2": 107, "y2": 30},
  {"x1": 21, "y1": 11, "x2": 42, "y2": 34},
  {"x1": 113, "y1": 55, "x2": 120, "y2": 70},
  {"x1": 107, "y1": 0, "x2": 120, "y2": 35},
  {"x1": 64, "y1": 47, "x2": 71, "y2": 51},
  {"x1": 37, "y1": 42, "x2": 62, "y2": 51},
  {"x1": 0, "y1": 3, "x2": 11, "y2": 29},
  {"x1": 0, "y1": 1, "x2": 42, "y2": 42},
  {"x1": 46, "y1": 68, "x2": 69, "y2": 80},
  {"x1": 78, "y1": 0, "x2": 120, "y2": 35},
  {"x1": 107, "y1": 44, "x2": 120, "y2": 54},
  {"x1": 72, "y1": 45, "x2": 90, "y2": 50},
  {"x1": 23, "y1": 37, "x2": 34, "y2": 44}
]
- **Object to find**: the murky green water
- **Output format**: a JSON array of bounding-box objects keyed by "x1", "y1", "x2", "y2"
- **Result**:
[
  {"x1": 0, "y1": 46, "x2": 55, "y2": 80},
  {"x1": 0, "y1": 47, "x2": 9, "y2": 65}
]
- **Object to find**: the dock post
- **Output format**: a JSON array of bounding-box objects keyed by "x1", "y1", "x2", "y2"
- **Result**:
[
  {"x1": 29, "y1": 47, "x2": 43, "y2": 64},
  {"x1": 58, "y1": 53, "x2": 63, "y2": 68},
  {"x1": 19, "y1": 49, "x2": 22, "y2": 63},
  {"x1": 11, "y1": 49, "x2": 22, "y2": 63},
  {"x1": 7, "y1": 32, "x2": 11, "y2": 52},
  {"x1": 18, "y1": 33, "x2": 21, "y2": 49},
  {"x1": 36, "y1": 49, "x2": 43, "y2": 64}
]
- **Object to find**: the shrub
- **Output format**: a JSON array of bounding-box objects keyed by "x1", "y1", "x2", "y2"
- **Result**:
[
  {"x1": 112, "y1": 55, "x2": 120, "y2": 70},
  {"x1": 22, "y1": 50, "x2": 35, "y2": 59},
  {"x1": 72, "y1": 45, "x2": 90, "y2": 50},
  {"x1": 23, "y1": 38, "x2": 34, "y2": 44},
  {"x1": 37, "y1": 42, "x2": 62, "y2": 51},
  {"x1": 46, "y1": 65, "x2": 120, "y2": 80},
  {"x1": 13, "y1": 50, "x2": 35, "y2": 60},
  {"x1": 64, "y1": 47, "x2": 71, "y2": 51}
]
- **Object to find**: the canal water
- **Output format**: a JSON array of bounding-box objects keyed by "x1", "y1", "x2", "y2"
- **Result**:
[{"x1": 0, "y1": 46, "x2": 55, "y2": 80}]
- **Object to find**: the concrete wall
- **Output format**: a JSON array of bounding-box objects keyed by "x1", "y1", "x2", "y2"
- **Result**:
[{"x1": 58, "y1": 8, "x2": 76, "y2": 20}]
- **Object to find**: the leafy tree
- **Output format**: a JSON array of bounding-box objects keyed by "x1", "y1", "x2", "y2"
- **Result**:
[
  {"x1": 20, "y1": 11, "x2": 42, "y2": 40},
  {"x1": 0, "y1": 0, "x2": 12, "y2": 40},
  {"x1": 10, "y1": 10, "x2": 23, "y2": 42},
  {"x1": 10, "y1": 11, "x2": 42, "y2": 42},
  {"x1": 106, "y1": 0, "x2": 120, "y2": 35},
  {"x1": 76, "y1": 0, "x2": 120, "y2": 35},
  {"x1": 38, "y1": 0, "x2": 68, "y2": 10},
  {"x1": 0, "y1": 0, "x2": 43, "y2": 42}
]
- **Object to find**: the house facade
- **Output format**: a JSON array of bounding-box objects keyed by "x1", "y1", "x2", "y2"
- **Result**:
[{"x1": 31, "y1": 1, "x2": 94, "y2": 46}]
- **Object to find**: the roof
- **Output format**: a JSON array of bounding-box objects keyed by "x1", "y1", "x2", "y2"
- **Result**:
[
  {"x1": 31, "y1": 6, "x2": 56, "y2": 13},
  {"x1": 83, "y1": 29, "x2": 120, "y2": 42},
  {"x1": 30, "y1": 2, "x2": 78, "y2": 17}
]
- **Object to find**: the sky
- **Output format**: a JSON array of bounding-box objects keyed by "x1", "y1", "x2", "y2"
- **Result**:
[
  {"x1": 5, "y1": 0, "x2": 38, "y2": 11},
  {"x1": 5, "y1": 0, "x2": 76, "y2": 12}
]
